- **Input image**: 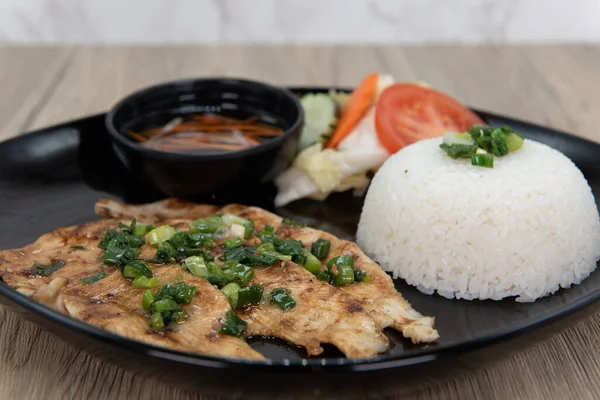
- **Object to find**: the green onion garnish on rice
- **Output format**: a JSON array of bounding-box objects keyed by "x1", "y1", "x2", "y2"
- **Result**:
[{"x1": 440, "y1": 124, "x2": 524, "y2": 168}]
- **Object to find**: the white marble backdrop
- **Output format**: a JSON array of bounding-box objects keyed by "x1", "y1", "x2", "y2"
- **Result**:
[{"x1": 0, "y1": 0, "x2": 599, "y2": 44}]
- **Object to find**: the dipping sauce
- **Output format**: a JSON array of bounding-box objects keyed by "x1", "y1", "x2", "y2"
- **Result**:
[{"x1": 126, "y1": 113, "x2": 284, "y2": 153}]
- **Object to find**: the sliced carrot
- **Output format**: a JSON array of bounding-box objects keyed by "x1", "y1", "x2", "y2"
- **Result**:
[
  {"x1": 160, "y1": 142, "x2": 246, "y2": 151},
  {"x1": 326, "y1": 72, "x2": 379, "y2": 148},
  {"x1": 126, "y1": 131, "x2": 147, "y2": 142}
]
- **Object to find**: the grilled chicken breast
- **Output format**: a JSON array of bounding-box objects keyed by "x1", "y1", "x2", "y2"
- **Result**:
[
  {"x1": 0, "y1": 219, "x2": 264, "y2": 360},
  {"x1": 0, "y1": 198, "x2": 439, "y2": 362},
  {"x1": 97, "y1": 199, "x2": 439, "y2": 344},
  {"x1": 95, "y1": 198, "x2": 217, "y2": 223},
  {"x1": 218, "y1": 204, "x2": 439, "y2": 344}
]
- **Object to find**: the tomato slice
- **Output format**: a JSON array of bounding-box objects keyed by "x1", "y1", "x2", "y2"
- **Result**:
[
  {"x1": 374, "y1": 83, "x2": 484, "y2": 154},
  {"x1": 327, "y1": 73, "x2": 379, "y2": 149}
]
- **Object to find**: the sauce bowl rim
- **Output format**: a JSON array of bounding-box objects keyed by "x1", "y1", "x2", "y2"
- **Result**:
[{"x1": 104, "y1": 76, "x2": 305, "y2": 162}]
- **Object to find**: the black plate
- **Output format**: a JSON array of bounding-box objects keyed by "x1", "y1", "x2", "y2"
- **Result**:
[{"x1": 1, "y1": 87, "x2": 600, "y2": 398}]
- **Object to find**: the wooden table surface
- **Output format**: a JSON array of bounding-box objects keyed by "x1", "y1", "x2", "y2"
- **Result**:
[{"x1": 1, "y1": 44, "x2": 600, "y2": 400}]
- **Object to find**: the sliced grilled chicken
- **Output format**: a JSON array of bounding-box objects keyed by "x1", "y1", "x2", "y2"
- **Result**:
[
  {"x1": 0, "y1": 220, "x2": 264, "y2": 360},
  {"x1": 96, "y1": 199, "x2": 439, "y2": 344},
  {"x1": 95, "y1": 198, "x2": 217, "y2": 224},
  {"x1": 220, "y1": 205, "x2": 439, "y2": 344},
  {"x1": 219, "y1": 256, "x2": 388, "y2": 358}
]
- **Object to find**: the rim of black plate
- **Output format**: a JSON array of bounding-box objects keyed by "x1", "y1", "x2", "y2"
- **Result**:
[
  {"x1": 1, "y1": 85, "x2": 600, "y2": 372},
  {"x1": 2, "y1": 270, "x2": 600, "y2": 372}
]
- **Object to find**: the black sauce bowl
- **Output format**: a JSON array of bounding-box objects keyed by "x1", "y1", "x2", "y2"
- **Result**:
[{"x1": 105, "y1": 78, "x2": 304, "y2": 205}]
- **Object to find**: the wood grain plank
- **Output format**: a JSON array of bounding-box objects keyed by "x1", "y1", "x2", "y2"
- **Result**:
[
  {"x1": 0, "y1": 45, "x2": 72, "y2": 141},
  {"x1": 2, "y1": 45, "x2": 600, "y2": 400}
]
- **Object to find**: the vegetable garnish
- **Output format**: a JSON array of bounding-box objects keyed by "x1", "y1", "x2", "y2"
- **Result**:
[
  {"x1": 326, "y1": 255, "x2": 355, "y2": 286},
  {"x1": 220, "y1": 282, "x2": 241, "y2": 308},
  {"x1": 375, "y1": 83, "x2": 485, "y2": 154},
  {"x1": 32, "y1": 260, "x2": 65, "y2": 277},
  {"x1": 143, "y1": 282, "x2": 197, "y2": 330},
  {"x1": 97, "y1": 219, "x2": 157, "y2": 288},
  {"x1": 299, "y1": 93, "x2": 337, "y2": 150},
  {"x1": 281, "y1": 217, "x2": 307, "y2": 228},
  {"x1": 118, "y1": 218, "x2": 153, "y2": 236},
  {"x1": 132, "y1": 276, "x2": 159, "y2": 289},
  {"x1": 237, "y1": 284, "x2": 264, "y2": 308},
  {"x1": 70, "y1": 245, "x2": 87, "y2": 251},
  {"x1": 270, "y1": 288, "x2": 296, "y2": 311},
  {"x1": 81, "y1": 271, "x2": 107, "y2": 285},
  {"x1": 190, "y1": 216, "x2": 222, "y2": 234},
  {"x1": 220, "y1": 309, "x2": 247, "y2": 337},
  {"x1": 126, "y1": 114, "x2": 284, "y2": 154},
  {"x1": 440, "y1": 124, "x2": 524, "y2": 168},
  {"x1": 224, "y1": 237, "x2": 244, "y2": 249},
  {"x1": 310, "y1": 239, "x2": 330, "y2": 260},
  {"x1": 147, "y1": 225, "x2": 176, "y2": 246},
  {"x1": 353, "y1": 268, "x2": 373, "y2": 283},
  {"x1": 327, "y1": 72, "x2": 379, "y2": 149}
]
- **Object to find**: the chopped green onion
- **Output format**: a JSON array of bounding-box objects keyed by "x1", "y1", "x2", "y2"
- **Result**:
[
  {"x1": 468, "y1": 124, "x2": 493, "y2": 139},
  {"x1": 71, "y1": 245, "x2": 86, "y2": 251},
  {"x1": 172, "y1": 282, "x2": 197, "y2": 304},
  {"x1": 220, "y1": 309, "x2": 247, "y2": 337},
  {"x1": 142, "y1": 289, "x2": 155, "y2": 311},
  {"x1": 183, "y1": 255, "x2": 208, "y2": 277},
  {"x1": 256, "y1": 243, "x2": 292, "y2": 261},
  {"x1": 326, "y1": 255, "x2": 355, "y2": 286},
  {"x1": 132, "y1": 223, "x2": 153, "y2": 236},
  {"x1": 282, "y1": 217, "x2": 307, "y2": 227},
  {"x1": 353, "y1": 268, "x2": 372, "y2": 283},
  {"x1": 182, "y1": 248, "x2": 214, "y2": 262},
  {"x1": 222, "y1": 259, "x2": 240, "y2": 271},
  {"x1": 223, "y1": 264, "x2": 256, "y2": 287},
  {"x1": 132, "y1": 276, "x2": 159, "y2": 289},
  {"x1": 270, "y1": 288, "x2": 296, "y2": 311},
  {"x1": 81, "y1": 271, "x2": 107, "y2": 284},
  {"x1": 189, "y1": 216, "x2": 222, "y2": 234},
  {"x1": 101, "y1": 246, "x2": 140, "y2": 267},
  {"x1": 243, "y1": 220, "x2": 255, "y2": 240},
  {"x1": 147, "y1": 225, "x2": 176, "y2": 246},
  {"x1": 237, "y1": 284, "x2": 264, "y2": 307},
  {"x1": 505, "y1": 132, "x2": 524, "y2": 152},
  {"x1": 471, "y1": 153, "x2": 494, "y2": 168},
  {"x1": 326, "y1": 255, "x2": 354, "y2": 269},
  {"x1": 230, "y1": 223, "x2": 246, "y2": 238},
  {"x1": 221, "y1": 282, "x2": 241, "y2": 307},
  {"x1": 154, "y1": 282, "x2": 197, "y2": 305},
  {"x1": 443, "y1": 131, "x2": 475, "y2": 146},
  {"x1": 316, "y1": 270, "x2": 332, "y2": 283},
  {"x1": 154, "y1": 241, "x2": 177, "y2": 263},
  {"x1": 150, "y1": 312, "x2": 165, "y2": 330},
  {"x1": 152, "y1": 298, "x2": 179, "y2": 312},
  {"x1": 213, "y1": 225, "x2": 230, "y2": 240},
  {"x1": 207, "y1": 261, "x2": 224, "y2": 276},
  {"x1": 124, "y1": 260, "x2": 153, "y2": 278},
  {"x1": 333, "y1": 264, "x2": 354, "y2": 285},
  {"x1": 311, "y1": 239, "x2": 330, "y2": 260},
  {"x1": 123, "y1": 264, "x2": 143, "y2": 279},
  {"x1": 32, "y1": 260, "x2": 65, "y2": 277},
  {"x1": 221, "y1": 213, "x2": 248, "y2": 227},
  {"x1": 301, "y1": 249, "x2": 321, "y2": 275},
  {"x1": 276, "y1": 239, "x2": 304, "y2": 258},
  {"x1": 439, "y1": 143, "x2": 478, "y2": 159},
  {"x1": 443, "y1": 124, "x2": 525, "y2": 169},
  {"x1": 206, "y1": 275, "x2": 233, "y2": 287},
  {"x1": 490, "y1": 129, "x2": 509, "y2": 157},
  {"x1": 224, "y1": 237, "x2": 244, "y2": 249},
  {"x1": 256, "y1": 225, "x2": 279, "y2": 244}
]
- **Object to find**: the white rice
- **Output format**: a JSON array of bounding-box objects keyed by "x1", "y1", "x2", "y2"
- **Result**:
[{"x1": 356, "y1": 138, "x2": 600, "y2": 302}]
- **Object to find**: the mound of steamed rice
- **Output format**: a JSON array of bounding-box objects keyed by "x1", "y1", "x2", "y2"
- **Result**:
[{"x1": 356, "y1": 137, "x2": 600, "y2": 302}]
